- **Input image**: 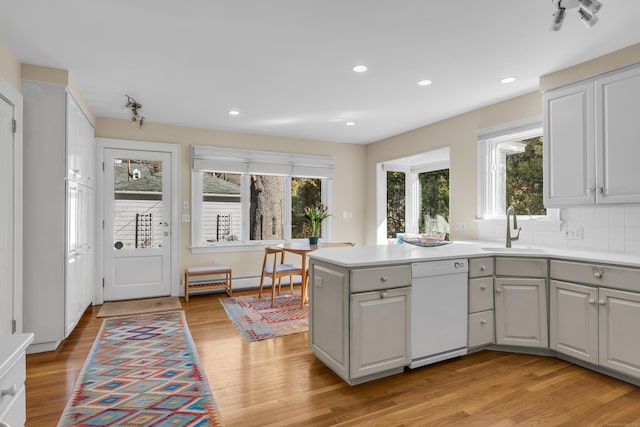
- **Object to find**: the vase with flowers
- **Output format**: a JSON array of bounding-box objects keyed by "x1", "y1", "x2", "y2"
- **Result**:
[{"x1": 304, "y1": 203, "x2": 331, "y2": 245}]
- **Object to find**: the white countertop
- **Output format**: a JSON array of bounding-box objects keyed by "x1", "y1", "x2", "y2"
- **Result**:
[
  {"x1": 308, "y1": 241, "x2": 640, "y2": 268},
  {"x1": 0, "y1": 333, "x2": 34, "y2": 377}
]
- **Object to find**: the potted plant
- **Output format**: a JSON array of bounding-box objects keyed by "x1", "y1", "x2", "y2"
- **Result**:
[{"x1": 304, "y1": 203, "x2": 331, "y2": 244}]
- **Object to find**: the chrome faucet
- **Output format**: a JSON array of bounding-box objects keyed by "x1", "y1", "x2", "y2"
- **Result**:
[{"x1": 506, "y1": 205, "x2": 521, "y2": 248}]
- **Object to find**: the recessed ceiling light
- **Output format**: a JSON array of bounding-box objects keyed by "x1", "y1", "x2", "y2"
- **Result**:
[
  {"x1": 345, "y1": 121, "x2": 356, "y2": 126},
  {"x1": 352, "y1": 65, "x2": 368, "y2": 73},
  {"x1": 500, "y1": 76, "x2": 517, "y2": 84},
  {"x1": 228, "y1": 109, "x2": 240, "y2": 116},
  {"x1": 417, "y1": 79, "x2": 433, "y2": 86}
]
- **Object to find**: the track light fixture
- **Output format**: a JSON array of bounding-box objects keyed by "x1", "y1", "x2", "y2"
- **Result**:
[
  {"x1": 124, "y1": 94, "x2": 145, "y2": 127},
  {"x1": 550, "y1": 0, "x2": 602, "y2": 31}
]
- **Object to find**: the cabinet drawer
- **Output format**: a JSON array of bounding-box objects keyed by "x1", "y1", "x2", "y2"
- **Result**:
[
  {"x1": 469, "y1": 277, "x2": 494, "y2": 313},
  {"x1": 469, "y1": 257, "x2": 494, "y2": 278},
  {"x1": 469, "y1": 310, "x2": 494, "y2": 348},
  {"x1": 351, "y1": 265, "x2": 411, "y2": 293},
  {"x1": 496, "y1": 257, "x2": 547, "y2": 278},
  {"x1": 0, "y1": 355, "x2": 26, "y2": 415},
  {"x1": 550, "y1": 260, "x2": 640, "y2": 292},
  {"x1": 0, "y1": 384, "x2": 25, "y2": 427}
]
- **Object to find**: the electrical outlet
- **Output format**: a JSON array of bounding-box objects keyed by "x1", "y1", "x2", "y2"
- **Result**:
[
  {"x1": 181, "y1": 214, "x2": 191, "y2": 222},
  {"x1": 455, "y1": 222, "x2": 466, "y2": 231},
  {"x1": 562, "y1": 226, "x2": 583, "y2": 240}
]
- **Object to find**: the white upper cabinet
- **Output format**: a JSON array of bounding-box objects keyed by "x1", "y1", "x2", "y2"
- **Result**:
[{"x1": 544, "y1": 63, "x2": 640, "y2": 207}]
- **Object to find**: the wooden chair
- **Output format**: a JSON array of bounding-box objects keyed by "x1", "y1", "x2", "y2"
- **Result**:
[{"x1": 259, "y1": 247, "x2": 303, "y2": 307}]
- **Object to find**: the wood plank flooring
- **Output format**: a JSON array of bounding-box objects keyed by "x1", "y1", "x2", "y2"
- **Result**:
[{"x1": 25, "y1": 290, "x2": 640, "y2": 426}]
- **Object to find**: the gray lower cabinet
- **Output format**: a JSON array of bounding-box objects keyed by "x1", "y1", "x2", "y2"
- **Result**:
[
  {"x1": 350, "y1": 287, "x2": 410, "y2": 379},
  {"x1": 309, "y1": 260, "x2": 411, "y2": 385},
  {"x1": 550, "y1": 280, "x2": 598, "y2": 364},
  {"x1": 550, "y1": 260, "x2": 640, "y2": 380},
  {"x1": 495, "y1": 277, "x2": 548, "y2": 348}
]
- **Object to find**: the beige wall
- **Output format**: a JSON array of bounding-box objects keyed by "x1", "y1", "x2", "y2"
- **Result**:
[
  {"x1": 364, "y1": 92, "x2": 542, "y2": 245},
  {"x1": 96, "y1": 117, "x2": 366, "y2": 279},
  {"x1": 0, "y1": 41, "x2": 21, "y2": 91}
]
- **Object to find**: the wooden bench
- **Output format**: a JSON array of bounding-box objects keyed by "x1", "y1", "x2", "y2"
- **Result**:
[{"x1": 184, "y1": 265, "x2": 232, "y2": 302}]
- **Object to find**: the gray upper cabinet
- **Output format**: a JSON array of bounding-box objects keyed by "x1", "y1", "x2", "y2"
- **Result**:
[{"x1": 544, "y1": 63, "x2": 640, "y2": 207}]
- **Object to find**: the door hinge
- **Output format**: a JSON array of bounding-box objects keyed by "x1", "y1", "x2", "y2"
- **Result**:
[
  {"x1": 102, "y1": 278, "x2": 105, "y2": 288},
  {"x1": 12, "y1": 319, "x2": 16, "y2": 334},
  {"x1": 12, "y1": 119, "x2": 17, "y2": 133},
  {"x1": 102, "y1": 162, "x2": 105, "y2": 171},
  {"x1": 102, "y1": 219, "x2": 105, "y2": 229}
]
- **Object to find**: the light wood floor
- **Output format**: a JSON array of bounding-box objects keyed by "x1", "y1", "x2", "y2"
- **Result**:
[{"x1": 26, "y1": 290, "x2": 640, "y2": 426}]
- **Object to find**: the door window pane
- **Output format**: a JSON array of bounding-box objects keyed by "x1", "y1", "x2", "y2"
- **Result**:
[
  {"x1": 113, "y1": 159, "x2": 163, "y2": 250},
  {"x1": 418, "y1": 169, "x2": 449, "y2": 236},
  {"x1": 386, "y1": 171, "x2": 406, "y2": 238},
  {"x1": 202, "y1": 172, "x2": 241, "y2": 242}
]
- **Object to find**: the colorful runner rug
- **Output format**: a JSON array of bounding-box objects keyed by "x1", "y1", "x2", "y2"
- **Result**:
[
  {"x1": 219, "y1": 294, "x2": 308, "y2": 342},
  {"x1": 58, "y1": 311, "x2": 223, "y2": 427}
]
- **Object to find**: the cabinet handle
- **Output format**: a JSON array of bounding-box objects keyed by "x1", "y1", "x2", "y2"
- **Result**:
[
  {"x1": 597, "y1": 187, "x2": 604, "y2": 194},
  {"x1": 588, "y1": 299, "x2": 596, "y2": 305},
  {"x1": 495, "y1": 287, "x2": 501, "y2": 293},
  {"x1": 380, "y1": 276, "x2": 388, "y2": 282},
  {"x1": 598, "y1": 300, "x2": 606, "y2": 306},
  {"x1": 480, "y1": 265, "x2": 486, "y2": 271},
  {"x1": 588, "y1": 187, "x2": 595, "y2": 194},
  {"x1": 380, "y1": 291, "x2": 388, "y2": 299},
  {"x1": 1, "y1": 384, "x2": 18, "y2": 397},
  {"x1": 480, "y1": 285, "x2": 487, "y2": 290},
  {"x1": 594, "y1": 271, "x2": 603, "y2": 279},
  {"x1": 480, "y1": 320, "x2": 487, "y2": 325}
]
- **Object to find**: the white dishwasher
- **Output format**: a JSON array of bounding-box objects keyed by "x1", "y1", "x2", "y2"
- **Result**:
[{"x1": 410, "y1": 259, "x2": 468, "y2": 369}]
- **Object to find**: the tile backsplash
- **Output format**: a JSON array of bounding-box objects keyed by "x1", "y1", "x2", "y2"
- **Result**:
[{"x1": 477, "y1": 206, "x2": 640, "y2": 255}]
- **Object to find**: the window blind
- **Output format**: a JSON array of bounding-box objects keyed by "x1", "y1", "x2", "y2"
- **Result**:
[{"x1": 192, "y1": 145, "x2": 334, "y2": 178}]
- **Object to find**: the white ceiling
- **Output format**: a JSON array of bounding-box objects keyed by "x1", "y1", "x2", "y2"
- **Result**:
[{"x1": 2, "y1": 1, "x2": 640, "y2": 144}]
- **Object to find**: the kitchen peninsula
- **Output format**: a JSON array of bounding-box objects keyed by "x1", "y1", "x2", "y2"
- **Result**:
[{"x1": 308, "y1": 242, "x2": 640, "y2": 386}]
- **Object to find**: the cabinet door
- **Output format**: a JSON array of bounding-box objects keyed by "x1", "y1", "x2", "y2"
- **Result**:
[
  {"x1": 599, "y1": 288, "x2": 640, "y2": 378},
  {"x1": 550, "y1": 280, "x2": 598, "y2": 364},
  {"x1": 543, "y1": 81, "x2": 595, "y2": 207},
  {"x1": 350, "y1": 287, "x2": 410, "y2": 379},
  {"x1": 595, "y1": 66, "x2": 640, "y2": 204},
  {"x1": 468, "y1": 310, "x2": 494, "y2": 348},
  {"x1": 495, "y1": 278, "x2": 548, "y2": 348},
  {"x1": 309, "y1": 263, "x2": 349, "y2": 381}
]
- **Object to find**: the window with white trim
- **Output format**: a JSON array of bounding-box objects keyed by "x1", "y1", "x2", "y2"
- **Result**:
[
  {"x1": 191, "y1": 146, "x2": 334, "y2": 250},
  {"x1": 477, "y1": 121, "x2": 557, "y2": 221}
]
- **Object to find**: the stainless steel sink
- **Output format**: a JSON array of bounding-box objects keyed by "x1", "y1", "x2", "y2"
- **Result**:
[{"x1": 481, "y1": 247, "x2": 547, "y2": 254}]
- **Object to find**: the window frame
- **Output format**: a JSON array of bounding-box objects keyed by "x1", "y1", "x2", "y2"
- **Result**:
[
  {"x1": 376, "y1": 147, "x2": 451, "y2": 244},
  {"x1": 190, "y1": 146, "x2": 334, "y2": 253},
  {"x1": 477, "y1": 119, "x2": 559, "y2": 223}
]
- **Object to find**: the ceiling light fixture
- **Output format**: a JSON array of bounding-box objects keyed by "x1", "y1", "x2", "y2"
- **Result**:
[
  {"x1": 124, "y1": 94, "x2": 145, "y2": 127},
  {"x1": 345, "y1": 121, "x2": 355, "y2": 126},
  {"x1": 550, "y1": 0, "x2": 602, "y2": 31},
  {"x1": 352, "y1": 65, "x2": 368, "y2": 73},
  {"x1": 500, "y1": 76, "x2": 517, "y2": 84},
  {"x1": 417, "y1": 79, "x2": 433, "y2": 86},
  {"x1": 228, "y1": 109, "x2": 240, "y2": 116}
]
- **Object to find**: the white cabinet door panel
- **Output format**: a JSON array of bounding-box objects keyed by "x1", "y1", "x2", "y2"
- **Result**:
[
  {"x1": 495, "y1": 278, "x2": 548, "y2": 348},
  {"x1": 550, "y1": 280, "x2": 598, "y2": 364},
  {"x1": 599, "y1": 288, "x2": 640, "y2": 379}
]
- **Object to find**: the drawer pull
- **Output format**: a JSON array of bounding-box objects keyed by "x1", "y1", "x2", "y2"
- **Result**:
[
  {"x1": 496, "y1": 287, "x2": 501, "y2": 294},
  {"x1": 480, "y1": 265, "x2": 486, "y2": 271},
  {"x1": 1, "y1": 384, "x2": 18, "y2": 397},
  {"x1": 480, "y1": 285, "x2": 487, "y2": 290},
  {"x1": 594, "y1": 270, "x2": 603, "y2": 279},
  {"x1": 380, "y1": 291, "x2": 388, "y2": 299},
  {"x1": 598, "y1": 300, "x2": 606, "y2": 306},
  {"x1": 380, "y1": 276, "x2": 388, "y2": 282},
  {"x1": 588, "y1": 299, "x2": 596, "y2": 305},
  {"x1": 480, "y1": 320, "x2": 487, "y2": 325}
]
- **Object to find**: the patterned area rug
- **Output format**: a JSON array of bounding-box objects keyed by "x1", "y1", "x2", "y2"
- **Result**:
[
  {"x1": 58, "y1": 311, "x2": 223, "y2": 427},
  {"x1": 219, "y1": 293, "x2": 308, "y2": 342}
]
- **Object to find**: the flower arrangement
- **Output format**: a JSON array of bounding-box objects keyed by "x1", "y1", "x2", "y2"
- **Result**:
[{"x1": 304, "y1": 203, "x2": 331, "y2": 237}]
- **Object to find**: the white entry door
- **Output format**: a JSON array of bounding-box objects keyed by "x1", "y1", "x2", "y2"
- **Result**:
[
  {"x1": 103, "y1": 148, "x2": 172, "y2": 301},
  {"x1": 0, "y1": 95, "x2": 14, "y2": 334}
]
